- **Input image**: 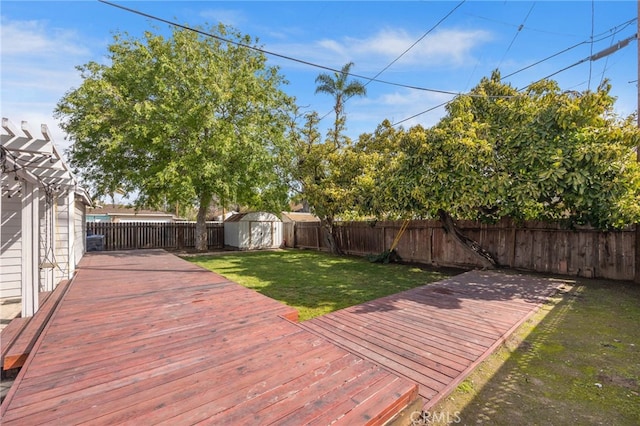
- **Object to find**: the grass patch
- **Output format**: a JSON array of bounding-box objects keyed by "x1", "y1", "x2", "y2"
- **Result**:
[
  {"x1": 185, "y1": 249, "x2": 455, "y2": 321},
  {"x1": 430, "y1": 277, "x2": 640, "y2": 425}
]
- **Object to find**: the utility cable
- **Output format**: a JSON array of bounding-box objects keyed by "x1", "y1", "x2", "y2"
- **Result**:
[
  {"x1": 520, "y1": 32, "x2": 637, "y2": 92},
  {"x1": 320, "y1": 0, "x2": 466, "y2": 121},
  {"x1": 363, "y1": 0, "x2": 466, "y2": 89},
  {"x1": 498, "y1": 2, "x2": 536, "y2": 69},
  {"x1": 393, "y1": 27, "x2": 637, "y2": 127},
  {"x1": 98, "y1": 0, "x2": 466, "y2": 97},
  {"x1": 588, "y1": 0, "x2": 595, "y2": 90},
  {"x1": 503, "y1": 18, "x2": 635, "y2": 80}
]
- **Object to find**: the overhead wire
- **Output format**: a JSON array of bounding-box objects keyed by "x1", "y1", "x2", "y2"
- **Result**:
[
  {"x1": 319, "y1": 0, "x2": 466, "y2": 121},
  {"x1": 519, "y1": 32, "x2": 637, "y2": 92},
  {"x1": 588, "y1": 0, "x2": 595, "y2": 90},
  {"x1": 599, "y1": 34, "x2": 617, "y2": 87},
  {"x1": 392, "y1": 19, "x2": 637, "y2": 127},
  {"x1": 98, "y1": 1, "x2": 635, "y2": 131},
  {"x1": 497, "y1": 2, "x2": 536, "y2": 69},
  {"x1": 98, "y1": 0, "x2": 468, "y2": 97},
  {"x1": 501, "y1": 18, "x2": 635, "y2": 80}
]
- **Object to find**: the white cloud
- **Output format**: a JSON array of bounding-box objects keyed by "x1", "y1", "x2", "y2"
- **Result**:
[
  {"x1": 0, "y1": 17, "x2": 89, "y2": 56},
  {"x1": 1, "y1": 17, "x2": 95, "y2": 153},
  {"x1": 348, "y1": 27, "x2": 492, "y2": 68},
  {"x1": 267, "y1": 26, "x2": 492, "y2": 74}
]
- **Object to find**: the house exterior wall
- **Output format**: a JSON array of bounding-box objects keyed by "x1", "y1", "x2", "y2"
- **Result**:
[
  {"x1": 55, "y1": 193, "x2": 71, "y2": 283},
  {"x1": 0, "y1": 175, "x2": 22, "y2": 299},
  {"x1": 73, "y1": 198, "x2": 86, "y2": 267}
]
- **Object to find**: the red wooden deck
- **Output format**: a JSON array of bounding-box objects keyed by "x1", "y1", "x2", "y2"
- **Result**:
[
  {"x1": 1, "y1": 250, "x2": 419, "y2": 425},
  {"x1": 300, "y1": 270, "x2": 561, "y2": 410}
]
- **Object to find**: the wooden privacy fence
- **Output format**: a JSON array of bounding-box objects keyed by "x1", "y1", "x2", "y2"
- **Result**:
[
  {"x1": 291, "y1": 220, "x2": 636, "y2": 281},
  {"x1": 87, "y1": 222, "x2": 224, "y2": 251}
]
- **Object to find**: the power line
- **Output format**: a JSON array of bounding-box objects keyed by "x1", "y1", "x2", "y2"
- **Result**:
[
  {"x1": 364, "y1": 0, "x2": 466, "y2": 88},
  {"x1": 516, "y1": 33, "x2": 636, "y2": 92},
  {"x1": 391, "y1": 100, "x2": 451, "y2": 127},
  {"x1": 498, "y1": 2, "x2": 536, "y2": 68},
  {"x1": 588, "y1": 0, "x2": 595, "y2": 90},
  {"x1": 502, "y1": 18, "x2": 635, "y2": 80},
  {"x1": 320, "y1": 0, "x2": 466, "y2": 121},
  {"x1": 393, "y1": 28, "x2": 637, "y2": 127},
  {"x1": 98, "y1": 0, "x2": 467, "y2": 97}
]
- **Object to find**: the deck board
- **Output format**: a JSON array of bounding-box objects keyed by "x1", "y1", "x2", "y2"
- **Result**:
[
  {"x1": 1, "y1": 250, "x2": 418, "y2": 425},
  {"x1": 301, "y1": 270, "x2": 560, "y2": 409}
]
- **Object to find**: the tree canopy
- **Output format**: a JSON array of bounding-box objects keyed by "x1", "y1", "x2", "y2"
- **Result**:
[
  {"x1": 359, "y1": 72, "x2": 640, "y2": 230},
  {"x1": 56, "y1": 24, "x2": 296, "y2": 250}
]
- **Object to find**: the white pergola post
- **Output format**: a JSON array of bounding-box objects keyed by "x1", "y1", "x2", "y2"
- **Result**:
[{"x1": 21, "y1": 180, "x2": 40, "y2": 317}]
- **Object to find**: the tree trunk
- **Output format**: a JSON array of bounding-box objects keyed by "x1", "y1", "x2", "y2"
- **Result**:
[
  {"x1": 195, "y1": 192, "x2": 213, "y2": 252},
  {"x1": 438, "y1": 209, "x2": 497, "y2": 269},
  {"x1": 322, "y1": 217, "x2": 342, "y2": 255}
]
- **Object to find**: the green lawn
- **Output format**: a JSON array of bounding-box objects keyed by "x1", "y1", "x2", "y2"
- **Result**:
[{"x1": 186, "y1": 249, "x2": 454, "y2": 321}]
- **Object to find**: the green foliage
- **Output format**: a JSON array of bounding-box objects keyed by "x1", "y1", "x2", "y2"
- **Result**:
[
  {"x1": 364, "y1": 72, "x2": 640, "y2": 228},
  {"x1": 187, "y1": 250, "x2": 450, "y2": 320},
  {"x1": 56, "y1": 24, "x2": 296, "y2": 229},
  {"x1": 289, "y1": 63, "x2": 368, "y2": 253},
  {"x1": 315, "y1": 61, "x2": 367, "y2": 147}
]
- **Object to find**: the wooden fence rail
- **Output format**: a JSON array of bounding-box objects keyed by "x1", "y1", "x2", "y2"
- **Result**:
[
  {"x1": 87, "y1": 222, "x2": 224, "y2": 251},
  {"x1": 291, "y1": 220, "x2": 636, "y2": 281},
  {"x1": 88, "y1": 220, "x2": 635, "y2": 281}
]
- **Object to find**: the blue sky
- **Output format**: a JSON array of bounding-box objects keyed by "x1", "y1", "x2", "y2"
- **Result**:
[{"x1": 1, "y1": 1, "x2": 637, "y2": 152}]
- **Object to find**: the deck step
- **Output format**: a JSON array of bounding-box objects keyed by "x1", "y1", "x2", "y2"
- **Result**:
[{"x1": 2, "y1": 280, "x2": 71, "y2": 370}]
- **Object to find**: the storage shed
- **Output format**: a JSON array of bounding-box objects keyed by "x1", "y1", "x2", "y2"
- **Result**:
[
  {"x1": 1, "y1": 118, "x2": 91, "y2": 317},
  {"x1": 224, "y1": 212, "x2": 283, "y2": 250}
]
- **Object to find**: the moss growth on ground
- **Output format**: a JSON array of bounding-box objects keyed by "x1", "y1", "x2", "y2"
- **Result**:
[{"x1": 430, "y1": 278, "x2": 640, "y2": 425}]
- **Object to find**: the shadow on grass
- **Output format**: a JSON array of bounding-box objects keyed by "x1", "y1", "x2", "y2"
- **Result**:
[
  {"x1": 430, "y1": 278, "x2": 640, "y2": 425},
  {"x1": 186, "y1": 249, "x2": 462, "y2": 320}
]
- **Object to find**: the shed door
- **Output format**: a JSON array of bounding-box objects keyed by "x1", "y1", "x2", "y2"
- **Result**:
[{"x1": 250, "y1": 221, "x2": 272, "y2": 249}]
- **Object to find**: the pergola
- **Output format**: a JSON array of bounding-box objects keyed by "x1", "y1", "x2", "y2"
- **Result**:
[{"x1": 1, "y1": 118, "x2": 90, "y2": 317}]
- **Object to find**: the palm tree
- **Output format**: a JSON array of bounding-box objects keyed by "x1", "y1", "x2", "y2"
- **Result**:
[{"x1": 315, "y1": 62, "x2": 366, "y2": 146}]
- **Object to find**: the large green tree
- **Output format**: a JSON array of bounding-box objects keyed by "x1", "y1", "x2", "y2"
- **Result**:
[
  {"x1": 363, "y1": 72, "x2": 640, "y2": 265},
  {"x1": 56, "y1": 24, "x2": 295, "y2": 250}
]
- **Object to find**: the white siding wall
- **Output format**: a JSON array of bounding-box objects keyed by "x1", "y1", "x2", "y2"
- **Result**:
[
  {"x1": 73, "y1": 198, "x2": 86, "y2": 266},
  {"x1": 55, "y1": 194, "x2": 70, "y2": 283},
  {"x1": 0, "y1": 176, "x2": 22, "y2": 299}
]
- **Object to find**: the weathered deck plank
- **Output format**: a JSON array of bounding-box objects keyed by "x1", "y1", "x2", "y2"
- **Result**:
[
  {"x1": 301, "y1": 270, "x2": 560, "y2": 409},
  {"x1": 1, "y1": 250, "x2": 418, "y2": 425}
]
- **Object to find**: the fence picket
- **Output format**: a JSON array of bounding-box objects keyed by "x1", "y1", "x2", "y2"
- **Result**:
[{"x1": 87, "y1": 222, "x2": 224, "y2": 251}]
